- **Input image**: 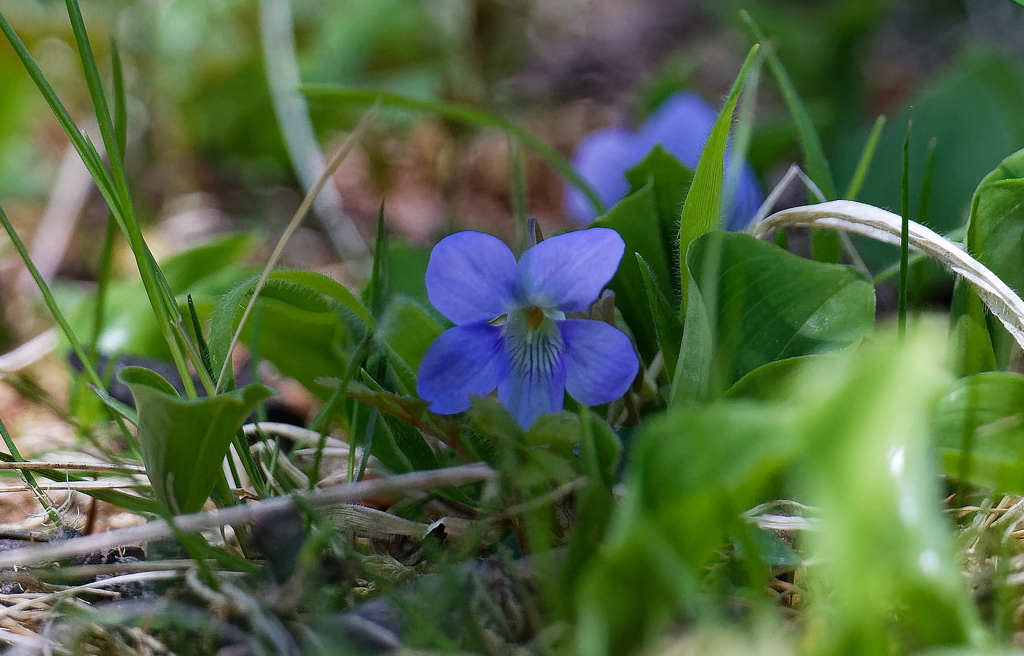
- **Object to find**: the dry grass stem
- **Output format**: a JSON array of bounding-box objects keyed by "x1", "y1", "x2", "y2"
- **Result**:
[
  {"x1": 749, "y1": 200, "x2": 1024, "y2": 350},
  {"x1": 0, "y1": 463, "x2": 494, "y2": 569}
]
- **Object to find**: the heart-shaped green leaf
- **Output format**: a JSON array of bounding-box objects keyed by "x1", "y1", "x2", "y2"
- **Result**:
[
  {"x1": 120, "y1": 366, "x2": 274, "y2": 514},
  {"x1": 674, "y1": 232, "x2": 875, "y2": 404}
]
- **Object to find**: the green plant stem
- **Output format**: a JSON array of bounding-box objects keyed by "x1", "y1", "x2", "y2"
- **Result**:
[{"x1": 309, "y1": 335, "x2": 373, "y2": 488}]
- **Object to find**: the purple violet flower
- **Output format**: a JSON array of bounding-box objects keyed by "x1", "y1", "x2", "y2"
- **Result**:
[
  {"x1": 566, "y1": 92, "x2": 764, "y2": 231},
  {"x1": 417, "y1": 228, "x2": 639, "y2": 429}
]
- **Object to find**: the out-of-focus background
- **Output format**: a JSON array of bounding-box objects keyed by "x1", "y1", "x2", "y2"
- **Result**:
[{"x1": 0, "y1": 0, "x2": 1023, "y2": 347}]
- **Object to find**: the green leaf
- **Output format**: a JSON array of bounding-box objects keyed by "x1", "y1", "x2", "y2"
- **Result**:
[
  {"x1": 636, "y1": 254, "x2": 682, "y2": 377},
  {"x1": 578, "y1": 401, "x2": 794, "y2": 655},
  {"x1": 743, "y1": 13, "x2": 836, "y2": 201},
  {"x1": 375, "y1": 296, "x2": 443, "y2": 395},
  {"x1": 935, "y1": 372, "x2": 1024, "y2": 495},
  {"x1": 673, "y1": 232, "x2": 875, "y2": 405},
  {"x1": 89, "y1": 234, "x2": 258, "y2": 359},
  {"x1": 624, "y1": 145, "x2": 693, "y2": 250},
  {"x1": 592, "y1": 186, "x2": 671, "y2": 363},
  {"x1": 120, "y1": 366, "x2": 274, "y2": 515},
  {"x1": 957, "y1": 148, "x2": 1024, "y2": 368},
  {"x1": 363, "y1": 205, "x2": 391, "y2": 318},
  {"x1": 794, "y1": 326, "x2": 981, "y2": 652},
  {"x1": 207, "y1": 270, "x2": 371, "y2": 396},
  {"x1": 678, "y1": 45, "x2": 761, "y2": 310},
  {"x1": 357, "y1": 373, "x2": 440, "y2": 473},
  {"x1": 723, "y1": 354, "x2": 825, "y2": 401}
]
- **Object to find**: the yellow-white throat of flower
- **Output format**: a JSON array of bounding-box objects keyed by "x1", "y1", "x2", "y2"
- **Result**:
[{"x1": 502, "y1": 306, "x2": 566, "y2": 380}]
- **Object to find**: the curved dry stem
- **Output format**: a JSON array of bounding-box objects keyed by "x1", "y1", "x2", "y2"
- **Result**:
[{"x1": 748, "y1": 200, "x2": 1024, "y2": 350}]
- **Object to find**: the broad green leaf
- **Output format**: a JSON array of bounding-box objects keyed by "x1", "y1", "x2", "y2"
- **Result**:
[
  {"x1": 957, "y1": 148, "x2": 1024, "y2": 368},
  {"x1": 678, "y1": 45, "x2": 761, "y2": 310},
  {"x1": 794, "y1": 326, "x2": 981, "y2": 652},
  {"x1": 624, "y1": 145, "x2": 693, "y2": 254},
  {"x1": 592, "y1": 186, "x2": 670, "y2": 363},
  {"x1": 673, "y1": 232, "x2": 875, "y2": 405},
  {"x1": 375, "y1": 296, "x2": 443, "y2": 395},
  {"x1": 578, "y1": 401, "x2": 794, "y2": 656},
  {"x1": 388, "y1": 239, "x2": 433, "y2": 313},
  {"x1": 207, "y1": 270, "x2": 371, "y2": 396},
  {"x1": 935, "y1": 372, "x2": 1024, "y2": 495},
  {"x1": 950, "y1": 283, "x2": 998, "y2": 377},
  {"x1": 723, "y1": 354, "x2": 824, "y2": 401},
  {"x1": 120, "y1": 366, "x2": 274, "y2": 515}
]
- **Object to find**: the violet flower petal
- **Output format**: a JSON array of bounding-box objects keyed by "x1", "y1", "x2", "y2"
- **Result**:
[
  {"x1": 564, "y1": 127, "x2": 645, "y2": 224},
  {"x1": 498, "y1": 356, "x2": 567, "y2": 429},
  {"x1": 559, "y1": 319, "x2": 639, "y2": 406},
  {"x1": 726, "y1": 167, "x2": 765, "y2": 231},
  {"x1": 516, "y1": 228, "x2": 625, "y2": 312},
  {"x1": 635, "y1": 92, "x2": 716, "y2": 170},
  {"x1": 425, "y1": 231, "x2": 519, "y2": 325},
  {"x1": 564, "y1": 91, "x2": 764, "y2": 230},
  {"x1": 417, "y1": 323, "x2": 507, "y2": 414}
]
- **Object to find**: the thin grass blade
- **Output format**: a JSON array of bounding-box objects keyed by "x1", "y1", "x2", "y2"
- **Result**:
[{"x1": 678, "y1": 44, "x2": 761, "y2": 312}]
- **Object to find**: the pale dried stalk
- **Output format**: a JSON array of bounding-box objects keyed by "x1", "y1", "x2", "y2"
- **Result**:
[
  {"x1": 0, "y1": 480, "x2": 147, "y2": 492},
  {"x1": 0, "y1": 461, "x2": 146, "y2": 475},
  {"x1": 0, "y1": 571, "x2": 180, "y2": 620},
  {"x1": 0, "y1": 463, "x2": 494, "y2": 569},
  {"x1": 748, "y1": 200, "x2": 1024, "y2": 350}
]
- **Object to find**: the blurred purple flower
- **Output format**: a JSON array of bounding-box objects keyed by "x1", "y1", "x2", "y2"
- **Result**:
[
  {"x1": 566, "y1": 92, "x2": 763, "y2": 231},
  {"x1": 417, "y1": 228, "x2": 639, "y2": 429}
]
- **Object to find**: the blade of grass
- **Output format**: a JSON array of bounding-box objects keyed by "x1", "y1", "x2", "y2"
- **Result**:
[
  {"x1": 844, "y1": 115, "x2": 887, "y2": 200},
  {"x1": 510, "y1": 136, "x2": 529, "y2": 253},
  {"x1": 678, "y1": 44, "x2": 761, "y2": 312},
  {"x1": 917, "y1": 137, "x2": 938, "y2": 225},
  {"x1": 899, "y1": 122, "x2": 912, "y2": 339},
  {"x1": 110, "y1": 39, "x2": 127, "y2": 154},
  {"x1": 88, "y1": 39, "x2": 127, "y2": 365},
  {"x1": 364, "y1": 204, "x2": 390, "y2": 319},
  {"x1": 0, "y1": 418, "x2": 62, "y2": 525},
  {"x1": 302, "y1": 84, "x2": 605, "y2": 217},
  {"x1": 0, "y1": 9, "x2": 202, "y2": 396},
  {"x1": 63, "y1": 0, "x2": 128, "y2": 202},
  {"x1": 742, "y1": 11, "x2": 836, "y2": 200},
  {"x1": 0, "y1": 205, "x2": 141, "y2": 459},
  {"x1": 215, "y1": 103, "x2": 378, "y2": 393},
  {"x1": 724, "y1": 60, "x2": 761, "y2": 218},
  {"x1": 637, "y1": 254, "x2": 682, "y2": 378}
]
